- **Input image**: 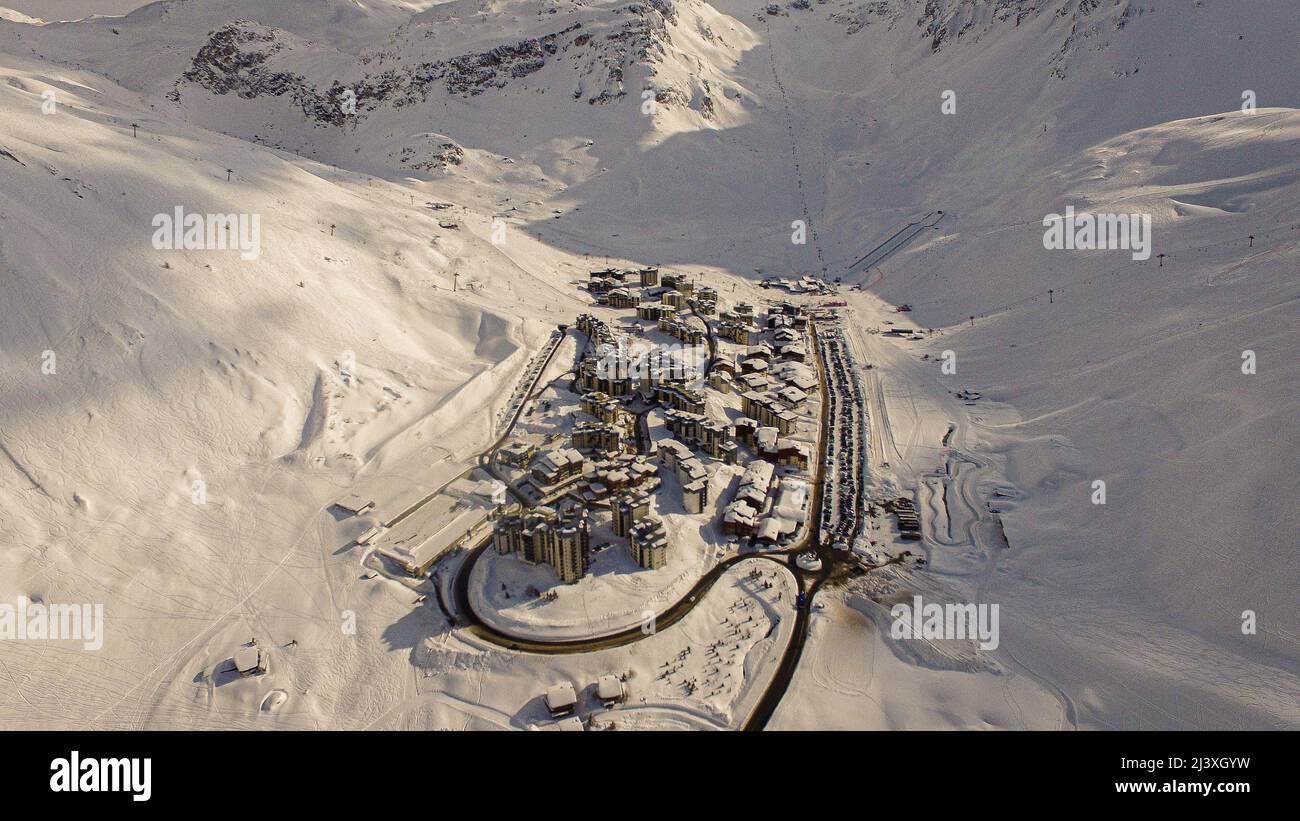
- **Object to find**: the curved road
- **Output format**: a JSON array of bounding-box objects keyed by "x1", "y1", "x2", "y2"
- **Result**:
[
  {"x1": 451, "y1": 538, "x2": 804, "y2": 655},
  {"x1": 444, "y1": 315, "x2": 860, "y2": 729}
]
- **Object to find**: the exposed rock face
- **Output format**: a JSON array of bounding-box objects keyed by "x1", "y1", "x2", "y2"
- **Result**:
[
  {"x1": 393, "y1": 140, "x2": 465, "y2": 172},
  {"x1": 176, "y1": 22, "x2": 349, "y2": 125},
  {"x1": 419, "y1": 22, "x2": 584, "y2": 99},
  {"x1": 818, "y1": 0, "x2": 1142, "y2": 58},
  {"x1": 175, "y1": 1, "x2": 686, "y2": 125}
]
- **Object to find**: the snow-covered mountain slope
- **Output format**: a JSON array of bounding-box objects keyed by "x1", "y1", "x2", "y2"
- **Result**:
[
  {"x1": 0, "y1": 1, "x2": 151, "y2": 23},
  {"x1": 0, "y1": 46, "x2": 597, "y2": 727},
  {"x1": 775, "y1": 107, "x2": 1300, "y2": 731},
  {"x1": 0, "y1": 0, "x2": 1296, "y2": 729},
  {"x1": 13, "y1": 0, "x2": 1294, "y2": 269},
  {"x1": 4, "y1": 0, "x2": 756, "y2": 211},
  {"x1": 0, "y1": 7, "x2": 46, "y2": 25}
]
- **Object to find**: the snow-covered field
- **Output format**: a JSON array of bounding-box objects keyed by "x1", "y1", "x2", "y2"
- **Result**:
[
  {"x1": 1, "y1": 0, "x2": 1296, "y2": 731},
  {"x1": 377, "y1": 556, "x2": 794, "y2": 730},
  {"x1": 770, "y1": 595, "x2": 1065, "y2": 731}
]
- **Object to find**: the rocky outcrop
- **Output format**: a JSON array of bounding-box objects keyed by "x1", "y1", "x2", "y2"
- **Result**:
[
  {"x1": 819, "y1": 0, "x2": 1144, "y2": 70},
  {"x1": 392, "y1": 139, "x2": 465, "y2": 172},
  {"x1": 175, "y1": 1, "x2": 687, "y2": 124}
]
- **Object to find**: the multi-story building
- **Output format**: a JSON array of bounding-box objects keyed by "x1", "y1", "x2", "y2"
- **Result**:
[
  {"x1": 776, "y1": 386, "x2": 808, "y2": 408},
  {"x1": 767, "y1": 301, "x2": 808, "y2": 329},
  {"x1": 659, "y1": 274, "x2": 695, "y2": 298},
  {"x1": 722, "y1": 500, "x2": 759, "y2": 537},
  {"x1": 708, "y1": 370, "x2": 734, "y2": 395},
  {"x1": 658, "y1": 316, "x2": 706, "y2": 346},
  {"x1": 613, "y1": 493, "x2": 652, "y2": 537},
  {"x1": 754, "y1": 426, "x2": 811, "y2": 470},
  {"x1": 494, "y1": 505, "x2": 592, "y2": 583},
  {"x1": 663, "y1": 409, "x2": 733, "y2": 460},
  {"x1": 731, "y1": 417, "x2": 760, "y2": 448},
  {"x1": 696, "y1": 418, "x2": 731, "y2": 458},
  {"x1": 628, "y1": 516, "x2": 669, "y2": 570},
  {"x1": 776, "y1": 342, "x2": 808, "y2": 363},
  {"x1": 572, "y1": 455, "x2": 661, "y2": 505},
  {"x1": 741, "y1": 391, "x2": 798, "y2": 434},
  {"x1": 657, "y1": 438, "x2": 693, "y2": 474},
  {"x1": 638, "y1": 267, "x2": 660, "y2": 287},
  {"x1": 576, "y1": 314, "x2": 616, "y2": 346},
  {"x1": 637, "y1": 303, "x2": 667, "y2": 321},
  {"x1": 579, "y1": 337, "x2": 700, "y2": 398},
  {"x1": 737, "y1": 372, "x2": 771, "y2": 393},
  {"x1": 718, "y1": 321, "x2": 753, "y2": 345},
  {"x1": 654, "y1": 384, "x2": 707, "y2": 415},
  {"x1": 581, "y1": 392, "x2": 624, "y2": 425},
  {"x1": 572, "y1": 421, "x2": 626, "y2": 455},
  {"x1": 493, "y1": 511, "x2": 536, "y2": 558},
  {"x1": 578, "y1": 358, "x2": 619, "y2": 397},
  {"x1": 531, "y1": 447, "x2": 587, "y2": 486},
  {"x1": 719, "y1": 440, "x2": 739, "y2": 464},
  {"x1": 533, "y1": 506, "x2": 591, "y2": 583},
  {"x1": 682, "y1": 478, "x2": 709, "y2": 514},
  {"x1": 770, "y1": 362, "x2": 818, "y2": 393},
  {"x1": 735, "y1": 459, "x2": 775, "y2": 512},
  {"x1": 498, "y1": 440, "x2": 537, "y2": 468},
  {"x1": 608, "y1": 288, "x2": 640, "y2": 309},
  {"x1": 656, "y1": 438, "x2": 708, "y2": 507}
]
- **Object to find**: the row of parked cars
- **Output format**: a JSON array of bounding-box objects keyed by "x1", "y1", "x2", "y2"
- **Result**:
[
  {"x1": 817, "y1": 325, "x2": 869, "y2": 545},
  {"x1": 498, "y1": 328, "x2": 565, "y2": 429}
]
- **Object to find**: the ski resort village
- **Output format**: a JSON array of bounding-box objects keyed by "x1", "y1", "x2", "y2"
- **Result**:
[{"x1": 324, "y1": 264, "x2": 916, "y2": 728}]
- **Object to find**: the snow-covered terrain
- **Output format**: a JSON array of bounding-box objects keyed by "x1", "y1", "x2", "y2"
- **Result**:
[{"x1": 1, "y1": 0, "x2": 1296, "y2": 730}]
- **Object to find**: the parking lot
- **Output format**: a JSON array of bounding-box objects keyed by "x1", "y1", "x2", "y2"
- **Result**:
[{"x1": 815, "y1": 322, "x2": 870, "y2": 548}]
